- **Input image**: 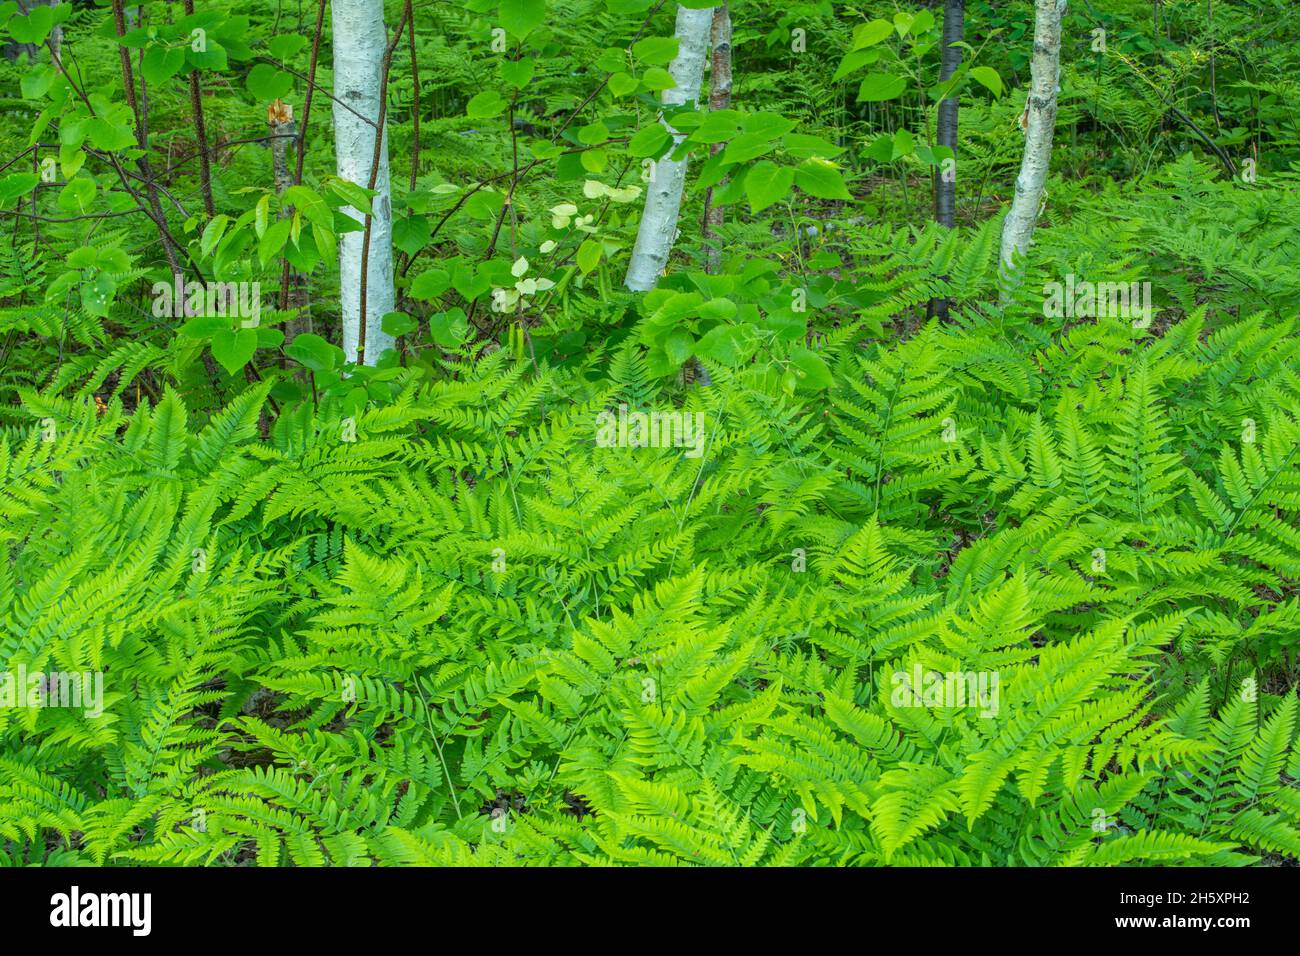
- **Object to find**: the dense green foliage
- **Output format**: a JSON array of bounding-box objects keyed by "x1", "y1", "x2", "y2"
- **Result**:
[{"x1": 0, "y1": 0, "x2": 1298, "y2": 866}]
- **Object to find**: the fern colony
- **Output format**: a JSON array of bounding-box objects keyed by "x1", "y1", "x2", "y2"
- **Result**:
[{"x1": 1, "y1": 0, "x2": 1299, "y2": 868}]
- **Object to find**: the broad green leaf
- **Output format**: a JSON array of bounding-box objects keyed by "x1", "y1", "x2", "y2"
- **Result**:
[
  {"x1": 577, "y1": 121, "x2": 610, "y2": 146},
  {"x1": 745, "y1": 161, "x2": 795, "y2": 213},
  {"x1": 664, "y1": 331, "x2": 693, "y2": 364},
  {"x1": 690, "y1": 110, "x2": 744, "y2": 145},
  {"x1": 852, "y1": 19, "x2": 894, "y2": 50},
  {"x1": 891, "y1": 128, "x2": 915, "y2": 160},
  {"x1": 268, "y1": 35, "x2": 308, "y2": 60},
  {"x1": 246, "y1": 63, "x2": 294, "y2": 101},
  {"x1": 85, "y1": 118, "x2": 136, "y2": 152},
  {"x1": 863, "y1": 134, "x2": 895, "y2": 162},
  {"x1": 187, "y1": 40, "x2": 228, "y2": 71},
  {"x1": 693, "y1": 324, "x2": 751, "y2": 366},
  {"x1": 80, "y1": 275, "x2": 115, "y2": 318},
  {"x1": 312, "y1": 222, "x2": 337, "y2": 265},
  {"x1": 969, "y1": 66, "x2": 1004, "y2": 98},
  {"x1": 211, "y1": 326, "x2": 258, "y2": 375},
  {"x1": 783, "y1": 133, "x2": 845, "y2": 160},
  {"x1": 20, "y1": 63, "x2": 55, "y2": 100},
  {"x1": 283, "y1": 185, "x2": 331, "y2": 230},
  {"x1": 410, "y1": 268, "x2": 452, "y2": 300},
  {"x1": 832, "y1": 48, "x2": 880, "y2": 83},
  {"x1": 381, "y1": 311, "x2": 418, "y2": 336},
  {"x1": 199, "y1": 215, "x2": 230, "y2": 256},
  {"x1": 467, "y1": 90, "x2": 507, "y2": 119},
  {"x1": 795, "y1": 159, "x2": 853, "y2": 200},
  {"x1": 429, "y1": 308, "x2": 469, "y2": 347},
  {"x1": 259, "y1": 218, "x2": 292, "y2": 266},
  {"x1": 284, "y1": 332, "x2": 342, "y2": 371},
  {"x1": 142, "y1": 45, "x2": 187, "y2": 86},
  {"x1": 501, "y1": 59, "x2": 534, "y2": 88},
  {"x1": 721, "y1": 132, "x2": 776, "y2": 166},
  {"x1": 452, "y1": 263, "x2": 491, "y2": 301},
  {"x1": 608, "y1": 72, "x2": 639, "y2": 97},
  {"x1": 576, "y1": 238, "x2": 602, "y2": 273},
  {"x1": 9, "y1": 5, "x2": 53, "y2": 44},
  {"x1": 178, "y1": 315, "x2": 229, "y2": 339},
  {"x1": 788, "y1": 346, "x2": 832, "y2": 390},
  {"x1": 328, "y1": 179, "x2": 373, "y2": 215},
  {"x1": 57, "y1": 175, "x2": 95, "y2": 212},
  {"x1": 696, "y1": 298, "x2": 738, "y2": 322},
  {"x1": 640, "y1": 67, "x2": 675, "y2": 91},
  {"x1": 857, "y1": 73, "x2": 907, "y2": 102},
  {"x1": 499, "y1": 0, "x2": 545, "y2": 38},
  {"x1": 628, "y1": 124, "x2": 670, "y2": 158},
  {"x1": 60, "y1": 145, "x2": 85, "y2": 178},
  {"x1": 632, "y1": 36, "x2": 679, "y2": 65},
  {"x1": 393, "y1": 215, "x2": 431, "y2": 256},
  {"x1": 0, "y1": 172, "x2": 38, "y2": 204},
  {"x1": 741, "y1": 113, "x2": 797, "y2": 139}
]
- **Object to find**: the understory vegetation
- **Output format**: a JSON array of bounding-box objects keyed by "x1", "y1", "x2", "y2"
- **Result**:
[{"x1": 1, "y1": 0, "x2": 1298, "y2": 866}]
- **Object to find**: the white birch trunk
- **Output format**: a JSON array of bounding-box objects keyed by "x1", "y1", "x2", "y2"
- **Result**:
[
  {"x1": 331, "y1": 0, "x2": 395, "y2": 365},
  {"x1": 624, "y1": 5, "x2": 715, "y2": 292},
  {"x1": 998, "y1": 0, "x2": 1066, "y2": 278}
]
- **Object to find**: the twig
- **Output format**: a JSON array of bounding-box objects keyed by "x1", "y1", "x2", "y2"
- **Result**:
[
  {"x1": 279, "y1": 0, "x2": 327, "y2": 311},
  {"x1": 110, "y1": 0, "x2": 184, "y2": 277},
  {"x1": 407, "y1": 6, "x2": 421, "y2": 193},
  {"x1": 184, "y1": 0, "x2": 216, "y2": 218}
]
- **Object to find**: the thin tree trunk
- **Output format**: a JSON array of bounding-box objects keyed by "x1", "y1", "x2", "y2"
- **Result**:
[
  {"x1": 407, "y1": 13, "x2": 421, "y2": 192},
  {"x1": 624, "y1": 4, "x2": 714, "y2": 292},
  {"x1": 183, "y1": 0, "x2": 215, "y2": 219},
  {"x1": 701, "y1": 4, "x2": 731, "y2": 276},
  {"x1": 47, "y1": 0, "x2": 61, "y2": 65},
  {"x1": 998, "y1": 0, "x2": 1066, "y2": 280},
  {"x1": 269, "y1": 99, "x2": 311, "y2": 343},
  {"x1": 933, "y1": 0, "x2": 963, "y2": 230},
  {"x1": 278, "y1": 0, "x2": 326, "y2": 313},
  {"x1": 39, "y1": 0, "x2": 62, "y2": 63},
  {"x1": 331, "y1": 0, "x2": 395, "y2": 365},
  {"x1": 111, "y1": 0, "x2": 185, "y2": 282},
  {"x1": 1207, "y1": 0, "x2": 1221, "y2": 132},
  {"x1": 928, "y1": 0, "x2": 963, "y2": 321}
]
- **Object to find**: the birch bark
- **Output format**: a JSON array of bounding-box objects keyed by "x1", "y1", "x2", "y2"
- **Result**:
[
  {"x1": 998, "y1": 0, "x2": 1066, "y2": 277},
  {"x1": 624, "y1": 5, "x2": 715, "y2": 292},
  {"x1": 332, "y1": 0, "x2": 395, "y2": 364}
]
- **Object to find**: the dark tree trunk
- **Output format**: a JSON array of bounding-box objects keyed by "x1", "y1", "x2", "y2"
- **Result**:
[
  {"x1": 702, "y1": 4, "x2": 731, "y2": 277},
  {"x1": 929, "y1": 0, "x2": 964, "y2": 322},
  {"x1": 934, "y1": 0, "x2": 964, "y2": 230}
]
